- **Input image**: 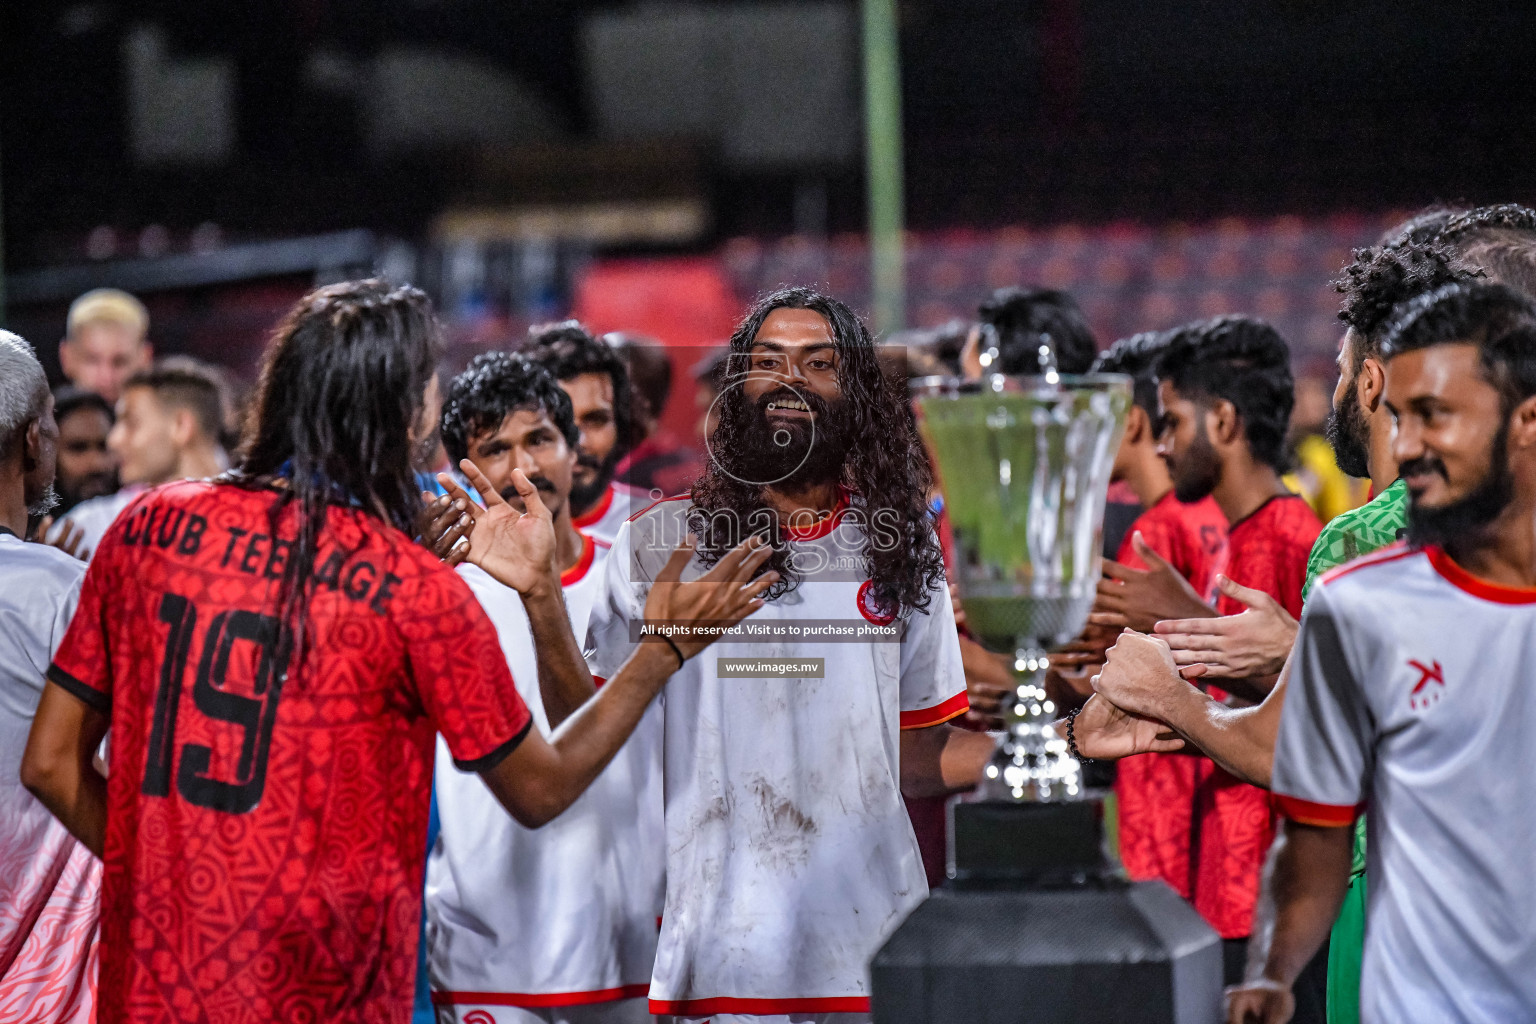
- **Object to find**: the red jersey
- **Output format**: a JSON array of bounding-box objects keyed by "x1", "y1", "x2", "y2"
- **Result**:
[
  {"x1": 46, "y1": 481, "x2": 532, "y2": 1024},
  {"x1": 1112, "y1": 493, "x2": 1228, "y2": 901},
  {"x1": 1190, "y1": 494, "x2": 1321, "y2": 938}
]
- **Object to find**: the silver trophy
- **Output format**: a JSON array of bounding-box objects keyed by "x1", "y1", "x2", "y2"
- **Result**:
[{"x1": 915, "y1": 370, "x2": 1130, "y2": 803}]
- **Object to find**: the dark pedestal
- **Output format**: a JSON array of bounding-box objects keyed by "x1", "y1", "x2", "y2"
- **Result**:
[{"x1": 870, "y1": 799, "x2": 1222, "y2": 1024}]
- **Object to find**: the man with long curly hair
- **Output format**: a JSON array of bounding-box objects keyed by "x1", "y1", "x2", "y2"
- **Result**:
[
  {"x1": 584, "y1": 287, "x2": 994, "y2": 1024},
  {"x1": 19, "y1": 280, "x2": 773, "y2": 1024}
]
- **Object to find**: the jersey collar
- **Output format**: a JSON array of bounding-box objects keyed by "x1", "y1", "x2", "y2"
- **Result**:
[
  {"x1": 572, "y1": 484, "x2": 614, "y2": 530},
  {"x1": 1426, "y1": 545, "x2": 1536, "y2": 605},
  {"x1": 560, "y1": 532, "x2": 597, "y2": 587},
  {"x1": 783, "y1": 488, "x2": 851, "y2": 541}
]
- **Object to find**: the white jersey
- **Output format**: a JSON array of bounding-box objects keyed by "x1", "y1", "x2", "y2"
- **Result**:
[
  {"x1": 0, "y1": 532, "x2": 98, "y2": 1023},
  {"x1": 426, "y1": 532, "x2": 666, "y2": 1019},
  {"x1": 572, "y1": 482, "x2": 648, "y2": 546},
  {"x1": 584, "y1": 497, "x2": 968, "y2": 1018},
  {"x1": 53, "y1": 488, "x2": 138, "y2": 560},
  {"x1": 1273, "y1": 543, "x2": 1536, "y2": 1024}
]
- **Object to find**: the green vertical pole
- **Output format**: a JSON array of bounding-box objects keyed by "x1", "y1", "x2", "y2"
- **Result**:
[{"x1": 862, "y1": 0, "x2": 904, "y2": 336}]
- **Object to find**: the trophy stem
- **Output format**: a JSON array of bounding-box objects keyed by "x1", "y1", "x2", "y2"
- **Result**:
[{"x1": 976, "y1": 644, "x2": 1083, "y2": 803}]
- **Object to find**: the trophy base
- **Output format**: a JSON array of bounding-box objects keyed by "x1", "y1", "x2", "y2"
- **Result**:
[{"x1": 947, "y1": 799, "x2": 1107, "y2": 889}]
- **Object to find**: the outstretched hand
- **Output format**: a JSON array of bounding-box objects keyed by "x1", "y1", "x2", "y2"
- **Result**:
[
  {"x1": 642, "y1": 534, "x2": 779, "y2": 659},
  {"x1": 437, "y1": 461, "x2": 559, "y2": 596},
  {"x1": 1090, "y1": 532, "x2": 1216, "y2": 632},
  {"x1": 1066, "y1": 694, "x2": 1185, "y2": 760},
  {"x1": 1154, "y1": 574, "x2": 1299, "y2": 680}
]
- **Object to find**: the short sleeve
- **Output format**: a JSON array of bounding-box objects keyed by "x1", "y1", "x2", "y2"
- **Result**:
[
  {"x1": 583, "y1": 521, "x2": 649, "y2": 685},
  {"x1": 896, "y1": 575, "x2": 969, "y2": 729},
  {"x1": 47, "y1": 520, "x2": 125, "y2": 713},
  {"x1": 1271, "y1": 584, "x2": 1373, "y2": 827},
  {"x1": 399, "y1": 565, "x2": 532, "y2": 772}
]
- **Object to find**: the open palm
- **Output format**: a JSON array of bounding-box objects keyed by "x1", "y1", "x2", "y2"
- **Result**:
[{"x1": 437, "y1": 462, "x2": 558, "y2": 595}]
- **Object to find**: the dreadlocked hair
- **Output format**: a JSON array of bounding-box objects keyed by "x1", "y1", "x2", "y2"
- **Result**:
[
  {"x1": 233, "y1": 279, "x2": 443, "y2": 665},
  {"x1": 1335, "y1": 240, "x2": 1484, "y2": 363},
  {"x1": 688, "y1": 287, "x2": 946, "y2": 617}
]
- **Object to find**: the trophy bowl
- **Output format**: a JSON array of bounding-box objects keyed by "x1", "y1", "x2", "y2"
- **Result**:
[{"x1": 914, "y1": 373, "x2": 1131, "y2": 803}]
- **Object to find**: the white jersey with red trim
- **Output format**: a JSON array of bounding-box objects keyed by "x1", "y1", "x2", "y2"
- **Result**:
[
  {"x1": 0, "y1": 533, "x2": 97, "y2": 1023},
  {"x1": 1273, "y1": 543, "x2": 1536, "y2": 1024},
  {"x1": 426, "y1": 533, "x2": 666, "y2": 1021},
  {"x1": 584, "y1": 497, "x2": 967, "y2": 1018},
  {"x1": 572, "y1": 482, "x2": 648, "y2": 546}
]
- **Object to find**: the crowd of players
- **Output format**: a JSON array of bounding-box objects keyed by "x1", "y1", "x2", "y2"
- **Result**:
[{"x1": 2, "y1": 202, "x2": 1536, "y2": 1024}]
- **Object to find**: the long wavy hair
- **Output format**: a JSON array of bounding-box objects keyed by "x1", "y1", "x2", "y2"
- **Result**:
[
  {"x1": 231, "y1": 279, "x2": 442, "y2": 657},
  {"x1": 689, "y1": 287, "x2": 945, "y2": 616}
]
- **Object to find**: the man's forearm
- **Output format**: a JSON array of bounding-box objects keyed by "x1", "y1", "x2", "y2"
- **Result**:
[
  {"x1": 1261, "y1": 821, "x2": 1353, "y2": 988},
  {"x1": 1156, "y1": 681, "x2": 1279, "y2": 788},
  {"x1": 542, "y1": 641, "x2": 676, "y2": 801},
  {"x1": 1243, "y1": 820, "x2": 1288, "y2": 982},
  {"x1": 523, "y1": 577, "x2": 598, "y2": 729},
  {"x1": 20, "y1": 685, "x2": 110, "y2": 858},
  {"x1": 902, "y1": 724, "x2": 993, "y2": 798}
]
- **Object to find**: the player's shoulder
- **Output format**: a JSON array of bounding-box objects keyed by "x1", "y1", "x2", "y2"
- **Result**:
[
  {"x1": 0, "y1": 533, "x2": 86, "y2": 590},
  {"x1": 1314, "y1": 541, "x2": 1423, "y2": 597},
  {"x1": 625, "y1": 491, "x2": 692, "y2": 526},
  {"x1": 1260, "y1": 493, "x2": 1323, "y2": 550}
]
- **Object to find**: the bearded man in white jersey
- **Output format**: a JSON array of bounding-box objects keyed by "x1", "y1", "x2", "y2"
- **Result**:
[
  {"x1": 521, "y1": 322, "x2": 647, "y2": 544},
  {"x1": 583, "y1": 287, "x2": 995, "y2": 1024},
  {"x1": 1110, "y1": 281, "x2": 1536, "y2": 1024},
  {"x1": 0, "y1": 332, "x2": 98, "y2": 1022},
  {"x1": 425, "y1": 351, "x2": 665, "y2": 1024}
]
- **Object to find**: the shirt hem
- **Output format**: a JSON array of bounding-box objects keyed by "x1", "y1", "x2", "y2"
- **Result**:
[
  {"x1": 46, "y1": 663, "x2": 111, "y2": 713},
  {"x1": 433, "y1": 984, "x2": 650, "y2": 1008},
  {"x1": 1274, "y1": 794, "x2": 1363, "y2": 827},
  {"x1": 900, "y1": 690, "x2": 969, "y2": 729},
  {"x1": 649, "y1": 996, "x2": 871, "y2": 1015}
]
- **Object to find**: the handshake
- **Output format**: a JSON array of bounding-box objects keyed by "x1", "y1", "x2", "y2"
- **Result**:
[{"x1": 1064, "y1": 533, "x2": 1299, "y2": 767}]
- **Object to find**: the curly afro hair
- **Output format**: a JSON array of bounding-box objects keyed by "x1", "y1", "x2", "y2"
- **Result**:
[
  {"x1": 1437, "y1": 203, "x2": 1536, "y2": 241},
  {"x1": 1334, "y1": 240, "x2": 1485, "y2": 364},
  {"x1": 440, "y1": 350, "x2": 578, "y2": 465}
]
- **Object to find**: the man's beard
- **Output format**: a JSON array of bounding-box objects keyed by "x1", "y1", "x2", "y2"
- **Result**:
[
  {"x1": 499, "y1": 475, "x2": 563, "y2": 518},
  {"x1": 569, "y1": 450, "x2": 618, "y2": 514},
  {"x1": 1404, "y1": 427, "x2": 1515, "y2": 549},
  {"x1": 1325, "y1": 378, "x2": 1372, "y2": 480},
  {"x1": 714, "y1": 388, "x2": 848, "y2": 488},
  {"x1": 27, "y1": 483, "x2": 60, "y2": 518},
  {"x1": 1171, "y1": 425, "x2": 1222, "y2": 503}
]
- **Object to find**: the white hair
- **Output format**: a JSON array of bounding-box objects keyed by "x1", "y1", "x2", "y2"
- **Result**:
[{"x1": 0, "y1": 331, "x2": 50, "y2": 458}]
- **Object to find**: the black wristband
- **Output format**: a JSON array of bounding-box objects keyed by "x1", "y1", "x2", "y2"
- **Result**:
[
  {"x1": 657, "y1": 632, "x2": 685, "y2": 670},
  {"x1": 1065, "y1": 706, "x2": 1095, "y2": 763}
]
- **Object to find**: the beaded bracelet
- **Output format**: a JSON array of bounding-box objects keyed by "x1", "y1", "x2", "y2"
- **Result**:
[{"x1": 1065, "y1": 706, "x2": 1095, "y2": 763}]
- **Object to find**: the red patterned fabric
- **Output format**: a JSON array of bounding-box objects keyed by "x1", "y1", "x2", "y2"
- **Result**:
[
  {"x1": 1112, "y1": 493, "x2": 1228, "y2": 900},
  {"x1": 48, "y1": 481, "x2": 531, "y2": 1024},
  {"x1": 1192, "y1": 494, "x2": 1320, "y2": 938}
]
